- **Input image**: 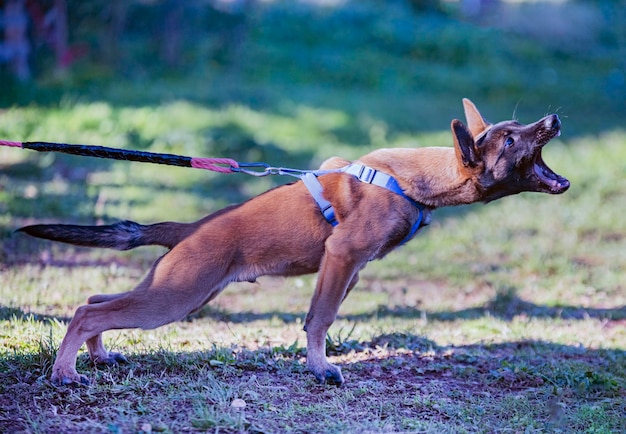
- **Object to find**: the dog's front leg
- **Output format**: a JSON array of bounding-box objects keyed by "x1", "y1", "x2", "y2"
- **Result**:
[{"x1": 304, "y1": 240, "x2": 366, "y2": 385}]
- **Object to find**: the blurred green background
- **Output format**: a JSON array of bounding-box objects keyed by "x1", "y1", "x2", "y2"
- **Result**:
[{"x1": 2, "y1": 0, "x2": 624, "y2": 131}]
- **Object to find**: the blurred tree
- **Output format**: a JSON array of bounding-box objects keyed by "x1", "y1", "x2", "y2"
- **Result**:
[
  {"x1": 52, "y1": 0, "x2": 68, "y2": 71},
  {"x1": 2, "y1": 0, "x2": 256, "y2": 79},
  {"x1": 407, "y1": 0, "x2": 443, "y2": 13},
  {"x1": 1, "y1": 0, "x2": 31, "y2": 80},
  {"x1": 159, "y1": 0, "x2": 183, "y2": 68},
  {"x1": 101, "y1": 0, "x2": 127, "y2": 68},
  {"x1": 208, "y1": 0, "x2": 253, "y2": 71}
]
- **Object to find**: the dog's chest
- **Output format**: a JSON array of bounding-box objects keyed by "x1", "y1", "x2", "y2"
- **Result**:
[
  {"x1": 369, "y1": 208, "x2": 432, "y2": 262},
  {"x1": 401, "y1": 207, "x2": 432, "y2": 243}
]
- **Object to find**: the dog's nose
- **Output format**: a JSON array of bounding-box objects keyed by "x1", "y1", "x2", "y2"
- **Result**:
[{"x1": 546, "y1": 114, "x2": 561, "y2": 131}]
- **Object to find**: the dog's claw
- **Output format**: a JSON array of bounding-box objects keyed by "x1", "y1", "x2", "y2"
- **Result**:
[
  {"x1": 96, "y1": 352, "x2": 128, "y2": 366},
  {"x1": 313, "y1": 365, "x2": 344, "y2": 386},
  {"x1": 52, "y1": 373, "x2": 90, "y2": 387},
  {"x1": 325, "y1": 370, "x2": 344, "y2": 386}
]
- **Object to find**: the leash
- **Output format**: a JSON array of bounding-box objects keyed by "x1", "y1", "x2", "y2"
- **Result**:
[
  {"x1": 1, "y1": 139, "x2": 426, "y2": 243},
  {"x1": 1, "y1": 140, "x2": 240, "y2": 174},
  {"x1": 0, "y1": 139, "x2": 340, "y2": 177}
]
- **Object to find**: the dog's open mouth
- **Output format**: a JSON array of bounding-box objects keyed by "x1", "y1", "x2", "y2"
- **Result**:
[
  {"x1": 530, "y1": 117, "x2": 569, "y2": 194},
  {"x1": 533, "y1": 148, "x2": 570, "y2": 194}
]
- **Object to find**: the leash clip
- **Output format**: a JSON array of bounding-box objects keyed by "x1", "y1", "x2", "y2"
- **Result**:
[
  {"x1": 232, "y1": 163, "x2": 308, "y2": 179},
  {"x1": 230, "y1": 162, "x2": 274, "y2": 177}
]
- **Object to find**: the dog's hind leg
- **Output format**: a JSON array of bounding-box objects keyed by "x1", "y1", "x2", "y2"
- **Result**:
[
  {"x1": 51, "y1": 247, "x2": 234, "y2": 386},
  {"x1": 52, "y1": 299, "x2": 138, "y2": 386},
  {"x1": 52, "y1": 286, "x2": 224, "y2": 385},
  {"x1": 84, "y1": 293, "x2": 130, "y2": 366},
  {"x1": 87, "y1": 293, "x2": 128, "y2": 304},
  {"x1": 85, "y1": 334, "x2": 128, "y2": 366}
]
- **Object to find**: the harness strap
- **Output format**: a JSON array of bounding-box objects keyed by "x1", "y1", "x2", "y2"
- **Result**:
[
  {"x1": 343, "y1": 164, "x2": 424, "y2": 209},
  {"x1": 301, "y1": 163, "x2": 426, "y2": 245},
  {"x1": 301, "y1": 172, "x2": 338, "y2": 226},
  {"x1": 344, "y1": 164, "x2": 425, "y2": 244}
]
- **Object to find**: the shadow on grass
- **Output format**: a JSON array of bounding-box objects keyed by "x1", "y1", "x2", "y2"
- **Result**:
[
  {"x1": 192, "y1": 291, "x2": 626, "y2": 325},
  {"x1": 7, "y1": 290, "x2": 622, "y2": 330},
  {"x1": 345, "y1": 294, "x2": 626, "y2": 323},
  {"x1": 0, "y1": 305, "x2": 71, "y2": 324},
  {"x1": 4, "y1": 335, "x2": 622, "y2": 397}
]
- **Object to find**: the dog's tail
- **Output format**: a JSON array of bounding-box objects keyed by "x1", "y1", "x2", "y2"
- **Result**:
[{"x1": 17, "y1": 220, "x2": 190, "y2": 250}]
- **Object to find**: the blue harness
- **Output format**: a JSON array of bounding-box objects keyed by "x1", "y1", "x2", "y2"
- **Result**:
[{"x1": 301, "y1": 164, "x2": 426, "y2": 245}]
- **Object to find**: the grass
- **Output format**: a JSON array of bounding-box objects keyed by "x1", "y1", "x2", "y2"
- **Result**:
[
  {"x1": 1, "y1": 103, "x2": 624, "y2": 433},
  {"x1": 1, "y1": 1, "x2": 625, "y2": 432}
]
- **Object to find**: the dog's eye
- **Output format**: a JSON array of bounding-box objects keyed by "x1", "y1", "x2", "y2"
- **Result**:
[{"x1": 504, "y1": 137, "x2": 514, "y2": 147}]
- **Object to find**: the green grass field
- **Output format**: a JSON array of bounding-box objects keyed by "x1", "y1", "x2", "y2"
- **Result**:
[
  {"x1": 1, "y1": 100, "x2": 624, "y2": 433},
  {"x1": 1, "y1": 1, "x2": 625, "y2": 432}
]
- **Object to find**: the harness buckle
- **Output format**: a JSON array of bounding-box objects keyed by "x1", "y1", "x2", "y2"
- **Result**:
[
  {"x1": 320, "y1": 204, "x2": 338, "y2": 226},
  {"x1": 358, "y1": 166, "x2": 377, "y2": 184}
]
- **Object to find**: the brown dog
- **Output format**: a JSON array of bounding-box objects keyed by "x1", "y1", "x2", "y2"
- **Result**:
[{"x1": 19, "y1": 99, "x2": 569, "y2": 386}]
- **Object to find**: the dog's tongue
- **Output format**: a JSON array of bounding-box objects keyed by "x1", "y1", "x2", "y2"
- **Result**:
[
  {"x1": 534, "y1": 162, "x2": 559, "y2": 189},
  {"x1": 534, "y1": 152, "x2": 570, "y2": 193}
]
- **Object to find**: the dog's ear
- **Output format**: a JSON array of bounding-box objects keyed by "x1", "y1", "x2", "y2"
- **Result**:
[
  {"x1": 451, "y1": 119, "x2": 480, "y2": 168},
  {"x1": 462, "y1": 98, "x2": 491, "y2": 138}
]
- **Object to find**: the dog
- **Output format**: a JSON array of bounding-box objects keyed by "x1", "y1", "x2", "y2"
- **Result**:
[{"x1": 18, "y1": 99, "x2": 569, "y2": 386}]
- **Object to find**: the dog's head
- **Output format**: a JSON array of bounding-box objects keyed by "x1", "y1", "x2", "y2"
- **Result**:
[{"x1": 452, "y1": 98, "x2": 570, "y2": 202}]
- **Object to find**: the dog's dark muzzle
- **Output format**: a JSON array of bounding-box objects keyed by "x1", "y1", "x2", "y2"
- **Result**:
[
  {"x1": 532, "y1": 114, "x2": 570, "y2": 194},
  {"x1": 547, "y1": 114, "x2": 561, "y2": 132},
  {"x1": 535, "y1": 114, "x2": 561, "y2": 146}
]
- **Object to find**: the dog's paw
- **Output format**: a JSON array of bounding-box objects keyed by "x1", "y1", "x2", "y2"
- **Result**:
[
  {"x1": 51, "y1": 369, "x2": 90, "y2": 387},
  {"x1": 311, "y1": 363, "x2": 344, "y2": 386},
  {"x1": 94, "y1": 351, "x2": 128, "y2": 366}
]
